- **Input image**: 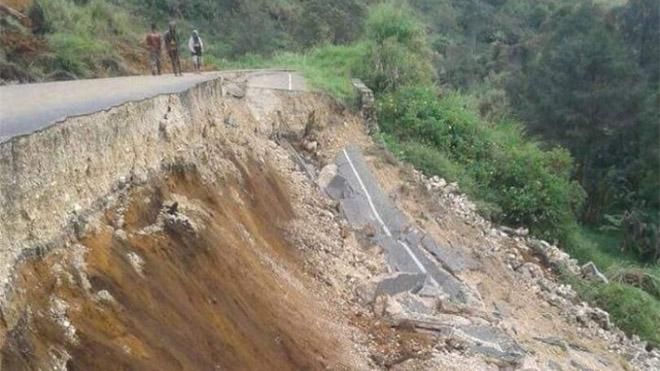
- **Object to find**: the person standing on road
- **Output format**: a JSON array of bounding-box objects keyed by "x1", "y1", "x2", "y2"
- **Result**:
[
  {"x1": 145, "y1": 23, "x2": 162, "y2": 76},
  {"x1": 188, "y1": 30, "x2": 204, "y2": 73},
  {"x1": 164, "y1": 21, "x2": 182, "y2": 76}
]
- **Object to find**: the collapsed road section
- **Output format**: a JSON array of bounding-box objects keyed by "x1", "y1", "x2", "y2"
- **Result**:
[
  {"x1": 327, "y1": 145, "x2": 476, "y2": 303},
  {"x1": 324, "y1": 145, "x2": 526, "y2": 364}
]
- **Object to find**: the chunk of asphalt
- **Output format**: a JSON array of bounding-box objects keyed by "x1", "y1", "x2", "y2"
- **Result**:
[
  {"x1": 420, "y1": 234, "x2": 480, "y2": 274},
  {"x1": 337, "y1": 146, "x2": 409, "y2": 234},
  {"x1": 457, "y1": 324, "x2": 526, "y2": 365},
  {"x1": 375, "y1": 235, "x2": 423, "y2": 274},
  {"x1": 324, "y1": 173, "x2": 352, "y2": 200},
  {"x1": 375, "y1": 272, "x2": 427, "y2": 297}
]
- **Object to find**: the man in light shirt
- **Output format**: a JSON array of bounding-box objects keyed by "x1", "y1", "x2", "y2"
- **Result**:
[{"x1": 188, "y1": 30, "x2": 204, "y2": 73}]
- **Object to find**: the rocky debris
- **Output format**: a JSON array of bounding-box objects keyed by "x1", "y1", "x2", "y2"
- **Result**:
[
  {"x1": 516, "y1": 262, "x2": 544, "y2": 280},
  {"x1": 581, "y1": 261, "x2": 609, "y2": 284},
  {"x1": 222, "y1": 81, "x2": 246, "y2": 99},
  {"x1": 113, "y1": 228, "x2": 129, "y2": 243},
  {"x1": 94, "y1": 290, "x2": 116, "y2": 305},
  {"x1": 574, "y1": 303, "x2": 612, "y2": 330},
  {"x1": 160, "y1": 200, "x2": 201, "y2": 237},
  {"x1": 223, "y1": 115, "x2": 239, "y2": 128},
  {"x1": 352, "y1": 79, "x2": 377, "y2": 134},
  {"x1": 534, "y1": 336, "x2": 569, "y2": 351},
  {"x1": 498, "y1": 225, "x2": 529, "y2": 237},
  {"x1": 49, "y1": 296, "x2": 78, "y2": 345},
  {"x1": 413, "y1": 171, "x2": 660, "y2": 370},
  {"x1": 317, "y1": 164, "x2": 338, "y2": 190},
  {"x1": 70, "y1": 244, "x2": 92, "y2": 293},
  {"x1": 126, "y1": 251, "x2": 145, "y2": 277},
  {"x1": 69, "y1": 205, "x2": 89, "y2": 241},
  {"x1": 279, "y1": 139, "x2": 317, "y2": 181},
  {"x1": 527, "y1": 239, "x2": 580, "y2": 274},
  {"x1": 302, "y1": 138, "x2": 319, "y2": 154},
  {"x1": 163, "y1": 212, "x2": 197, "y2": 236},
  {"x1": 370, "y1": 291, "x2": 526, "y2": 367}
]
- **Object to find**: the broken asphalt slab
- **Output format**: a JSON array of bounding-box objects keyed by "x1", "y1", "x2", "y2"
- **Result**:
[{"x1": 325, "y1": 145, "x2": 477, "y2": 304}]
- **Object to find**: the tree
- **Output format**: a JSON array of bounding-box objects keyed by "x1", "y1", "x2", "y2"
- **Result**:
[
  {"x1": 617, "y1": 0, "x2": 660, "y2": 88},
  {"x1": 296, "y1": 0, "x2": 366, "y2": 47},
  {"x1": 508, "y1": 2, "x2": 644, "y2": 222},
  {"x1": 359, "y1": 2, "x2": 435, "y2": 94}
]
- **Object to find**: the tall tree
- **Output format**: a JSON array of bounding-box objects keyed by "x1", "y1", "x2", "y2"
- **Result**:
[{"x1": 508, "y1": 2, "x2": 644, "y2": 222}]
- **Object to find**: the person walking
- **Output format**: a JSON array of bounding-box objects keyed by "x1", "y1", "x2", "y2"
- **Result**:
[
  {"x1": 145, "y1": 23, "x2": 162, "y2": 75},
  {"x1": 164, "y1": 21, "x2": 182, "y2": 76},
  {"x1": 188, "y1": 30, "x2": 204, "y2": 73}
]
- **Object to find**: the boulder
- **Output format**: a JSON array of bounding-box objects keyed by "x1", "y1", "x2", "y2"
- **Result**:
[
  {"x1": 222, "y1": 82, "x2": 245, "y2": 98},
  {"x1": 581, "y1": 262, "x2": 609, "y2": 284},
  {"x1": 317, "y1": 164, "x2": 338, "y2": 190}
]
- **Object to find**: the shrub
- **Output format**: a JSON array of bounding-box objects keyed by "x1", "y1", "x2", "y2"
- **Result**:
[
  {"x1": 566, "y1": 274, "x2": 660, "y2": 347},
  {"x1": 47, "y1": 32, "x2": 107, "y2": 77},
  {"x1": 358, "y1": 2, "x2": 435, "y2": 94},
  {"x1": 378, "y1": 86, "x2": 586, "y2": 239}
]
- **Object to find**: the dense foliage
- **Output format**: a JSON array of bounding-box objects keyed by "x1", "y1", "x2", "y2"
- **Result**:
[{"x1": 379, "y1": 87, "x2": 585, "y2": 240}]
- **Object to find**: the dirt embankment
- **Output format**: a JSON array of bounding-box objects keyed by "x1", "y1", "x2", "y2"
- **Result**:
[
  {"x1": 2, "y1": 162, "x2": 351, "y2": 370},
  {"x1": 0, "y1": 74, "x2": 375, "y2": 369}
]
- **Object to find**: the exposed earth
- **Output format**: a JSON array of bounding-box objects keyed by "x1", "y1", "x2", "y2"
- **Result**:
[{"x1": 0, "y1": 72, "x2": 658, "y2": 370}]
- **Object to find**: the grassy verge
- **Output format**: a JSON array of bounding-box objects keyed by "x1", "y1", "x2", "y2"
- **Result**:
[{"x1": 223, "y1": 43, "x2": 367, "y2": 102}]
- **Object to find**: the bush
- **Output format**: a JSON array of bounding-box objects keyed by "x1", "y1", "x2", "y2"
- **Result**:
[
  {"x1": 566, "y1": 274, "x2": 660, "y2": 347},
  {"x1": 378, "y1": 86, "x2": 586, "y2": 239},
  {"x1": 358, "y1": 2, "x2": 435, "y2": 94}
]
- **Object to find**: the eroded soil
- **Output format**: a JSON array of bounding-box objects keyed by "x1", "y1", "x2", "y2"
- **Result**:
[{"x1": 1, "y1": 161, "x2": 355, "y2": 370}]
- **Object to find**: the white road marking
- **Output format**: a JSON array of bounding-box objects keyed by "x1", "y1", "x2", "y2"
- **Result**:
[
  {"x1": 342, "y1": 148, "x2": 439, "y2": 287},
  {"x1": 288, "y1": 73, "x2": 292, "y2": 91}
]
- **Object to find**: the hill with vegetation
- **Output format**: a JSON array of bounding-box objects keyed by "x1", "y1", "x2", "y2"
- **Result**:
[{"x1": 1, "y1": 0, "x2": 658, "y2": 346}]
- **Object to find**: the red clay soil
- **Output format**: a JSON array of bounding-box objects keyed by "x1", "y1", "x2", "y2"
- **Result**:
[{"x1": 1, "y1": 162, "x2": 349, "y2": 370}]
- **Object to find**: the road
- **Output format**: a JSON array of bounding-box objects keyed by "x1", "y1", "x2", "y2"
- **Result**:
[
  {"x1": 0, "y1": 70, "x2": 305, "y2": 143},
  {"x1": 326, "y1": 145, "x2": 475, "y2": 303}
]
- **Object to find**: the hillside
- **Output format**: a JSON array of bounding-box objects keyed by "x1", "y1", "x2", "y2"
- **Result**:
[
  {"x1": 0, "y1": 70, "x2": 658, "y2": 370},
  {"x1": 0, "y1": 0, "x2": 659, "y2": 368}
]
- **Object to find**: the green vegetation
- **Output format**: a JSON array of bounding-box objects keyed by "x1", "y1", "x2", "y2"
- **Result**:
[
  {"x1": 1, "y1": 0, "x2": 143, "y2": 80},
  {"x1": 563, "y1": 270, "x2": 660, "y2": 345},
  {"x1": 379, "y1": 87, "x2": 585, "y2": 240},
  {"x1": 228, "y1": 44, "x2": 367, "y2": 102},
  {"x1": 2, "y1": 0, "x2": 658, "y2": 346}
]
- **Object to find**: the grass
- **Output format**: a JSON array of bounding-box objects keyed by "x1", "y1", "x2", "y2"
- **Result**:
[
  {"x1": 563, "y1": 270, "x2": 660, "y2": 347},
  {"x1": 224, "y1": 43, "x2": 367, "y2": 102}
]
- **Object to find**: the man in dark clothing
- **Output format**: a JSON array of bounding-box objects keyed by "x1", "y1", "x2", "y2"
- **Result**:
[
  {"x1": 164, "y1": 21, "x2": 182, "y2": 76},
  {"x1": 146, "y1": 23, "x2": 162, "y2": 75}
]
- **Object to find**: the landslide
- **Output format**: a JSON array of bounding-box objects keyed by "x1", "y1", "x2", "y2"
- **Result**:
[
  {"x1": 0, "y1": 72, "x2": 378, "y2": 369},
  {"x1": 1, "y1": 161, "x2": 351, "y2": 370}
]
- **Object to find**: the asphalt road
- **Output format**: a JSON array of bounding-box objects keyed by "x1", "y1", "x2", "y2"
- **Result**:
[{"x1": 0, "y1": 70, "x2": 304, "y2": 143}]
